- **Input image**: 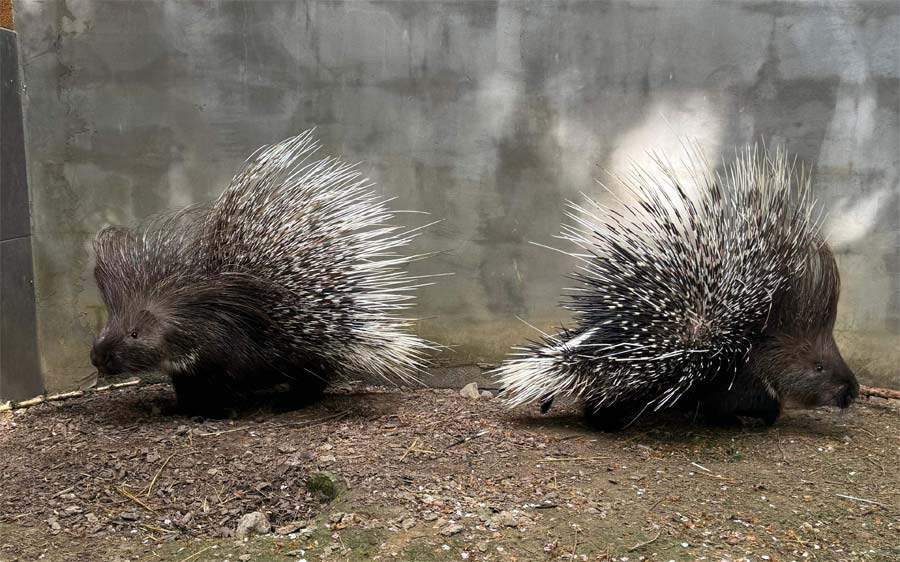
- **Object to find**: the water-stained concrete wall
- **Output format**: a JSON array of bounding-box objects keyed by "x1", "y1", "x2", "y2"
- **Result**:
[{"x1": 12, "y1": 0, "x2": 899, "y2": 392}]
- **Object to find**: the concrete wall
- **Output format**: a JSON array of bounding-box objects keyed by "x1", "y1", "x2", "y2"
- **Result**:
[
  {"x1": 11, "y1": 0, "x2": 899, "y2": 392},
  {"x1": 1, "y1": 26, "x2": 44, "y2": 400}
]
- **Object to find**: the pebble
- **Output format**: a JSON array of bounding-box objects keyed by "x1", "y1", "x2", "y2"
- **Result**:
[
  {"x1": 480, "y1": 390, "x2": 493, "y2": 398},
  {"x1": 459, "y1": 382, "x2": 480, "y2": 399},
  {"x1": 441, "y1": 522, "x2": 465, "y2": 536},
  {"x1": 493, "y1": 511, "x2": 519, "y2": 527},
  {"x1": 235, "y1": 511, "x2": 271, "y2": 538}
]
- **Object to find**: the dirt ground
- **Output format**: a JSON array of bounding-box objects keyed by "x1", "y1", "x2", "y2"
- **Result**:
[{"x1": 0, "y1": 381, "x2": 897, "y2": 561}]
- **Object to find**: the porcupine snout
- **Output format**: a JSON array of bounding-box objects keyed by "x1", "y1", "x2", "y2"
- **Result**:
[
  {"x1": 90, "y1": 335, "x2": 122, "y2": 376},
  {"x1": 833, "y1": 354, "x2": 859, "y2": 410},
  {"x1": 768, "y1": 333, "x2": 860, "y2": 411},
  {"x1": 815, "y1": 337, "x2": 858, "y2": 410}
]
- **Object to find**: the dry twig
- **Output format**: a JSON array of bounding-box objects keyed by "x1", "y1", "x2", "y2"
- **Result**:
[
  {"x1": 0, "y1": 379, "x2": 141, "y2": 412},
  {"x1": 860, "y1": 385, "x2": 900, "y2": 400}
]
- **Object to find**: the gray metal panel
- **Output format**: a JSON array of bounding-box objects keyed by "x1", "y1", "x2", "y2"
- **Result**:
[
  {"x1": 1, "y1": 28, "x2": 30, "y2": 241},
  {"x1": 1, "y1": 237, "x2": 44, "y2": 400}
]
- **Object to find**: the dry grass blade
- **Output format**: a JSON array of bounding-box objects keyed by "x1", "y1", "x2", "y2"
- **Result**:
[
  {"x1": 115, "y1": 485, "x2": 158, "y2": 514},
  {"x1": 628, "y1": 530, "x2": 662, "y2": 551},
  {"x1": 541, "y1": 455, "x2": 607, "y2": 463},
  {"x1": 144, "y1": 453, "x2": 175, "y2": 497},
  {"x1": 179, "y1": 545, "x2": 213, "y2": 562}
]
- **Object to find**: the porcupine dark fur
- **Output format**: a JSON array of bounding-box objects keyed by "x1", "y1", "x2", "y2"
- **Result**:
[
  {"x1": 91, "y1": 131, "x2": 435, "y2": 415},
  {"x1": 494, "y1": 145, "x2": 859, "y2": 430}
]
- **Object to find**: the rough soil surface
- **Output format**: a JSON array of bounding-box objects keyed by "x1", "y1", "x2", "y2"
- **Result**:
[{"x1": 0, "y1": 383, "x2": 897, "y2": 561}]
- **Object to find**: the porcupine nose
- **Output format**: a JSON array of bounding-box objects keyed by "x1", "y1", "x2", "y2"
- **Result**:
[
  {"x1": 91, "y1": 337, "x2": 117, "y2": 375},
  {"x1": 837, "y1": 377, "x2": 859, "y2": 409},
  {"x1": 835, "y1": 359, "x2": 858, "y2": 410}
]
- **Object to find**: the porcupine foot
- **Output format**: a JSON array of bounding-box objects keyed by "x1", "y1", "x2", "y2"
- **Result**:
[{"x1": 274, "y1": 361, "x2": 331, "y2": 409}]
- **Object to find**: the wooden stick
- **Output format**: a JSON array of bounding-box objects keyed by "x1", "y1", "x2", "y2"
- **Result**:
[
  {"x1": 0, "y1": 379, "x2": 141, "y2": 412},
  {"x1": 860, "y1": 385, "x2": 900, "y2": 401}
]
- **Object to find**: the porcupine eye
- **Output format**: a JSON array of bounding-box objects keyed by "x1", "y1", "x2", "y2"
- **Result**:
[
  {"x1": 130, "y1": 330, "x2": 138, "y2": 339},
  {"x1": 814, "y1": 362, "x2": 824, "y2": 373}
]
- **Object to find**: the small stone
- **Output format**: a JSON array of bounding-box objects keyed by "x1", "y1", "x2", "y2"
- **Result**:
[
  {"x1": 174, "y1": 425, "x2": 190, "y2": 436},
  {"x1": 401, "y1": 517, "x2": 416, "y2": 530},
  {"x1": 422, "y1": 511, "x2": 438, "y2": 521},
  {"x1": 218, "y1": 526, "x2": 234, "y2": 538},
  {"x1": 492, "y1": 511, "x2": 518, "y2": 528},
  {"x1": 278, "y1": 443, "x2": 298, "y2": 454},
  {"x1": 459, "y1": 382, "x2": 480, "y2": 399},
  {"x1": 239, "y1": 555, "x2": 252, "y2": 561},
  {"x1": 306, "y1": 471, "x2": 345, "y2": 501},
  {"x1": 235, "y1": 511, "x2": 271, "y2": 538},
  {"x1": 63, "y1": 505, "x2": 83, "y2": 516},
  {"x1": 47, "y1": 518, "x2": 61, "y2": 531},
  {"x1": 85, "y1": 513, "x2": 99, "y2": 524},
  {"x1": 441, "y1": 522, "x2": 465, "y2": 536},
  {"x1": 319, "y1": 454, "x2": 337, "y2": 463},
  {"x1": 120, "y1": 512, "x2": 139, "y2": 521},
  {"x1": 480, "y1": 390, "x2": 493, "y2": 398}
]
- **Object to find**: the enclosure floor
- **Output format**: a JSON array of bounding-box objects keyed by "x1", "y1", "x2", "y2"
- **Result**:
[{"x1": 0, "y1": 384, "x2": 897, "y2": 561}]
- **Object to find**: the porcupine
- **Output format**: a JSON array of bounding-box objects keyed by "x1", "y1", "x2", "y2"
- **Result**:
[
  {"x1": 493, "y1": 145, "x2": 859, "y2": 430},
  {"x1": 90, "y1": 130, "x2": 435, "y2": 415}
]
